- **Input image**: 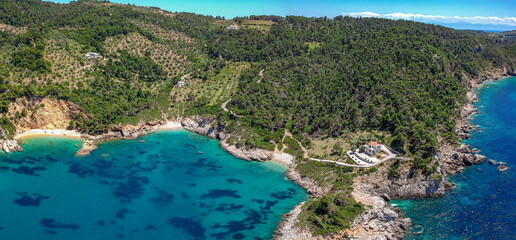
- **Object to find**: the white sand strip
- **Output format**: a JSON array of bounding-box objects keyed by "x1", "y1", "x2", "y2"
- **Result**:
[
  {"x1": 15, "y1": 129, "x2": 82, "y2": 140},
  {"x1": 157, "y1": 121, "x2": 183, "y2": 130}
]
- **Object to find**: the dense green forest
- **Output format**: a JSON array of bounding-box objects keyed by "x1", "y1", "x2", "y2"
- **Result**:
[{"x1": 0, "y1": 0, "x2": 515, "y2": 236}]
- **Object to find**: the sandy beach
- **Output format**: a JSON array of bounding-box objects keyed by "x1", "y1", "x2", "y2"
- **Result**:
[
  {"x1": 14, "y1": 129, "x2": 82, "y2": 140},
  {"x1": 156, "y1": 121, "x2": 183, "y2": 130}
]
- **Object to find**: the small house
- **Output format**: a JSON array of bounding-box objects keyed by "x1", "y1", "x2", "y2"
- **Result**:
[
  {"x1": 177, "y1": 81, "x2": 186, "y2": 88},
  {"x1": 85, "y1": 52, "x2": 100, "y2": 59},
  {"x1": 365, "y1": 141, "x2": 381, "y2": 156},
  {"x1": 227, "y1": 25, "x2": 238, "y2": 30}
]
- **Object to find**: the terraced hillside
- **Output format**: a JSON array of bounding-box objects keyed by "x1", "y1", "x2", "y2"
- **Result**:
[{"x1": 104, "y1": 32, "x2": 190, "y2": 78}]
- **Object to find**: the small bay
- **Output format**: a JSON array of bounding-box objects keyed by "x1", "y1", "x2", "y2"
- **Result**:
[
  {"x1": 393, "y1": 76, "x2": 516, "y2": 239},
  {"x1": 0, "y1": 129, "x2": 307, "y2": 239}
]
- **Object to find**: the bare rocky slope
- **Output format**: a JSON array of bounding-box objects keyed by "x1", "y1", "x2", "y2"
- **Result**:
[
  {"x1": 8, "y1": 96, "x2": 91, "y2": 131},
  {"x1": 2, "y1": 96, "x2": 173, "y2": 155},
  {"x1": 0, "y1": 96, "x2": 91, "y2": 153}
]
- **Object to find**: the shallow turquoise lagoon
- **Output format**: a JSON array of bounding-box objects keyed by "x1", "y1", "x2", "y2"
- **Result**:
[
  {"x1": 393, "y1": 77, "x2": 516, "y2": 239},
  {"x1": 0, "y1": 129, "x2": 307, "y2": 239}
]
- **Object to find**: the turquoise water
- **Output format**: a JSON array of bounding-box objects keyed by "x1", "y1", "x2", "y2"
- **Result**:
[
  {"x1": 0, "y1": 129, "x2": 307, "y2": 240},
  {"x1": 392, "y1": 76, "x2": 516, "y2": 239}
]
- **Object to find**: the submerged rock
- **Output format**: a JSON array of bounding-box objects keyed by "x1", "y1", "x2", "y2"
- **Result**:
[{"x1": 75, "y1": 140, "x2": 97, "y2": 157}]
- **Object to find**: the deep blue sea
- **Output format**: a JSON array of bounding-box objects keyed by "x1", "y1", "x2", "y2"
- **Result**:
[
  {"x1": 393, "y1": 76, "x2": 516, "y2": 239},
  {"x1": 0, "y1": 129, "x2": 307, "y2": 240}
]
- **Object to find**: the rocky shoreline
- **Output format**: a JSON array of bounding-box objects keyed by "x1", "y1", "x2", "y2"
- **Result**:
[
  {"x1": 444, "y1": 70, "x2": 513, "y2": 175},
  {"x1": 274, "y1": 70, "x2": 516, "y2": 239},
  {"x1": 178, "y1": 116, "x2": 411, "y2": 239}
]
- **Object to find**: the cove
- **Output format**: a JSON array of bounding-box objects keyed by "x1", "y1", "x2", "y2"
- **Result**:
[
  {"x1": 392, "y1": 76, "x2": 516, "y2": 239},
  {"x1": 0, "y1": 129, "x2": 307, "y2": 240}
]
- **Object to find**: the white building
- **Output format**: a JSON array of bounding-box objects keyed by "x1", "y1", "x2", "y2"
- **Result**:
[
  {"x1": 365, "y1": 141, "x2": 381, "y2": 156},
  {"x1": 227, "y1": 25, "x2": 238, "y2": 30},
  {"x1": 85, "y1": 52, "x2": 100, "y2": 59},
  {"x1": 177, "y1": 81, "x2": 186, "y2": 87}
]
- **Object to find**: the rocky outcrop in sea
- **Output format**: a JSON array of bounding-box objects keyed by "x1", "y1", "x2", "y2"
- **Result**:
[{"x1": 0, "y1": 127, "x2": 22, "y2": 153}]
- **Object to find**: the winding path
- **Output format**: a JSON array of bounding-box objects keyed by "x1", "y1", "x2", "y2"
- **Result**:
[
  {"x1": 256, "y1": 69, "x2": 264, "y2": 83},
  {"x1": 221, "y1": 99, "x2": 242, "y2": 118},
  {"x1": 281, "y1": 129, "x2": 405, "y2": 168}
]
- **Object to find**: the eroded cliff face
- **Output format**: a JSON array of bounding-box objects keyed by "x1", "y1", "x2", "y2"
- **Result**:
[
  {"x1": 8, "y1": 96, "x2": 90, "y2": 131},
  {"x1": 353, "y1": 157, "x2": 450, "y2": 200},
  {"x1": 461, "y1": 66, "x2": 515, "y2": 91}
]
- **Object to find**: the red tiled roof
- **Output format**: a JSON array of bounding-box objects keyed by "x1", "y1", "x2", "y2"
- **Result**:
[{"x1": 368, "y1": 141, "x2": 379, "y2": 146}]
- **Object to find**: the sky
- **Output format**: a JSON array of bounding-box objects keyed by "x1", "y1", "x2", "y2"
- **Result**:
[{"x1": 48, "y1": 0, "x2": 516, "y2": 31}]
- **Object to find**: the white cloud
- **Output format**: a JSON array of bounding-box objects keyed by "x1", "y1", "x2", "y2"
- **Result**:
[{"x1": 344, "y1": 12, "x2": 516, "y2": 27}]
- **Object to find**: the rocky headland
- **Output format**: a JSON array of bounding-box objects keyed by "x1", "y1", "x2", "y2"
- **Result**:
[{"x1": 178, "y1": 115, "x2": 411, "y2": 239}]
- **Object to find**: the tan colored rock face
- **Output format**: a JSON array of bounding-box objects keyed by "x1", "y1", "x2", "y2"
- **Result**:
[{"x1": 8, "y1": 97, "x2": 89, "y2": 132}]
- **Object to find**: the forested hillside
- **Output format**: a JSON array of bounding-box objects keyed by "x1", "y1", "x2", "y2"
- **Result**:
[{"x1": 0, "y1": 0, "x2": 515, "y2": 171}]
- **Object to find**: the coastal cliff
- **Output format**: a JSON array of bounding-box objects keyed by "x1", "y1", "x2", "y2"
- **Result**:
[
  {"x1": 3, "y1": 96, "x2": 179, "y2": 155},
  {"x1": 1, "y1": 96, "x2": 91, "y2": 153},
  {"x1": 8, "y1": 96, "x2": 91, "y2": 131}
]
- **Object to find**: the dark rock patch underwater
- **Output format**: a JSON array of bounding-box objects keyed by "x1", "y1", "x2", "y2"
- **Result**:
[
  {"x1": 0, "y1": 130, "x2": 307, "y2": 240},
  {"x1": 13, "y1": 192, "x2": 49, "y2": 207}
]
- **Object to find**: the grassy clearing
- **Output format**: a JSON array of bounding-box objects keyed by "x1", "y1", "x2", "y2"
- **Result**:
[
  {"x1": 214, "y1": 19, "x2": 276, "y2": 31},
  {"x1": 296, "y1": 160, "x2": 355, "y2": 189},
  {"x1": 214, "y1": 20, "x2": 235, "y2": 27},
  {"x1": 308, "y1": 130, "x2": 390, "y2": 161},
  {"x1": 243, "y1": 20, "x2": 275, "y2": 30},
  {"x1": 306, "y1": 42, "x2": 321, "y2": 51}
]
